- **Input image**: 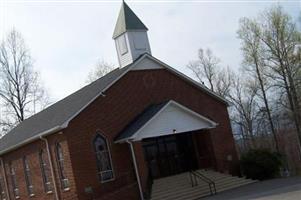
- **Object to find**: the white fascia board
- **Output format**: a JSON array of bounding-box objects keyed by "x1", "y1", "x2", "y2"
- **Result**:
[
  {"x1": 4, "y1": 53, "x2": 226, "y2": 152},
  {"x1": 59, "y1": 56, "x2": 150, "y2": 130},
  {"x1": 144, "y1": 55, "x2": 230, "y2": 106},
  {"x1": 101, "y1": 54, "x2": 148, "y2": 93},
  {"x1": 0, "y1": 126, "x2": 62, "y2": 156},
  {"x1": 116, "y1": 100, "x2": 218, "y2": 143},
  {"x1": 63, "y1": 53, "x2": 227, "y2": 133},
  {"x1": 168, "y1": 100, "x2": 218, "y2": 127},
  {"x1": 114, "y1": 101, "x2": 171, "y2": 144},
  {"x1": 131, "y1": 100, "x2": 218, "y2": 141},
  {"x1": 129, "y1": 101, "x2": 172, "y2": 140}
]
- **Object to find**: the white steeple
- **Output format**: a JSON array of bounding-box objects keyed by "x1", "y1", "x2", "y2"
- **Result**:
[{"x1": 113, "y1": 2, "x2": 151, "y2": 68}]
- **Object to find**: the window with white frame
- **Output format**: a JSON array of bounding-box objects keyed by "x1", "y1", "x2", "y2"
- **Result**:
[
  {"x1": 55, "y1": 143, "x2": 69, "y2": 189},
  {"x1": 93, "y1": 134, "x2": 114, "y2": 182},
  {"x1": 9, "y1": 163, "x2": 19, "y2": 199},
  {"x1": 39, "y1": 150, "x2": 52, "y2": 193},
  {"x1": 23, "y1": 156, "x2": 34, "y2": 196}
]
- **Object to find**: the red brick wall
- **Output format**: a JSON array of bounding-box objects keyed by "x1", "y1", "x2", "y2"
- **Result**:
[
  {"x1": 0, "y1": 132, "x2": 78, "y2": 200},
  {"x1": 193, "y1": 130, "x2": 216, "y2": 169},
  {"x1": 0, "y1": 68, "x2": 238, "y2": 200},
  {"x1": 65, "y1": 69, "x2": 238, "y2": 200}
]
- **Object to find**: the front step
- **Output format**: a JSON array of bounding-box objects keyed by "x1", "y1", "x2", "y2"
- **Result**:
[{"x1": 150, "y1": 170, "x2": 257, "y2": 200}]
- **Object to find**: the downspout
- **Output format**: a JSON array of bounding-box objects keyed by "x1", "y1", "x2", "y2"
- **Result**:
[
  {"x1": 40, "y1": 136, "x2": 60, "y2": 200},
  {"x1": 126, "y1": 140, "x2": 144, "y2": 200},
  {"x1": 0, "y1": 158, "x2": 10, "y2": 200}
]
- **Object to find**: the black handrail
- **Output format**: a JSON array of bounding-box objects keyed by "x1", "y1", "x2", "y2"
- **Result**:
[{"x1": 189, "y1": 170, "x2": 217, "y2": 196}]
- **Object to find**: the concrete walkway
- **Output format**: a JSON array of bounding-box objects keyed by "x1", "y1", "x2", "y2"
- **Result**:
[{"x1": 203, "y1": 177, "x2": 301, "y2": 200}]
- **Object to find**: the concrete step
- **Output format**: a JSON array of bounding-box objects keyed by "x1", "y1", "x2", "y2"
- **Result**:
[{"x1": 150, "y1": 170, "x2": 258, "y2": 200}]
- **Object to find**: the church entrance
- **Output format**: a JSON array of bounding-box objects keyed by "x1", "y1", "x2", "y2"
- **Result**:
[{"x1": 142, "y1": 133, "x2": 198, "y2": 179}]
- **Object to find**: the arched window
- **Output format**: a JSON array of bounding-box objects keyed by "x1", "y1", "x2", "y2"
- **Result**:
[
  {"x1": 93, "y1": 134, "x2": 114, "y2": 182},
  {"x1": 23, "y1": 156, "x2": 34, "y2": 196},
  {"x1": 9, "y1": 162, "x2": 19, "y2": 198},
  {"x1": 0, "y1": 169, "x2": 6, "y2": 200},
  {"x1": 56, "y1": 143, "x2": 69, "y2": 189},
  {"x1": 39, "y1": 150, "x2": 52, "y2": 192}
]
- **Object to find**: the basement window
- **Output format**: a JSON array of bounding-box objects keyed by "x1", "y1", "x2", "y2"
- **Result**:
[{"x1": 93, "y1": 134, "x2": 114, "y2": 183}]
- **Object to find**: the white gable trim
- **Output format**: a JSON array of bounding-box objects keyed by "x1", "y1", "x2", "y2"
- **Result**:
[
  {"x1": 0, "y1": 54, "x2": 226, "y2": 156},
  {"x1": 140, "y1": 55, "x2": 230, "y2": 105},
  {"x1": 0, "y1": 126, "x2": 63, "y2": 155},
  {"x1": 68, "y1": 54, "x2": 228, "y2": 131},
  {"x1": 133, "y1": 100, "x2": 217, "y2": 141},
  {"x1": 61, "y1": 53, "x2": 227, "y2": 139},
  {"x1": 101, "y1": 54, "x2": 229, "y2": 105},
  {"x1": 116, "y1": 100, "x2": 218, "y2": 143},
  {"x1": 131, "y1": 56, "x2": 164, "y2": 70}
]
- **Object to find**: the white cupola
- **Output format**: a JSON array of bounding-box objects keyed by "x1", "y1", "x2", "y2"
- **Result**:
[{"x1": 113, "y1": 1, "x2": 151, "y2": 68}]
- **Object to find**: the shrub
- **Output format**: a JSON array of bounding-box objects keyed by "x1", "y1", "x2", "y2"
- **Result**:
[{"x1": 240, "y1": 149, "x2": 283, "y2": 180}]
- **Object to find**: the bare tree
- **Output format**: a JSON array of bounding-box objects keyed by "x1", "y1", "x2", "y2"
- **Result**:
[
  {"x1": 228, "y1": 75, "x2": 260, "y2": 149},
  {"x1": 215, "y1": 66, "x2": 234, "y2": 98},
  {"x1": 187, "y1": 48, "x2": 219, "y2": 91},
  {"x1": 238, "y1": 17, "x2": 280, "y2": 152},
  {"x1": 257, "y1": 6, "x2": 301, "y2": 150},
  {"x1": 86, "y1": 60, "x2": 116, "y2": 83},
  {"x1": 0, "y1": 29, "x2": 49, "y2": 132},
  {"x1": 187, "y1": 48, "x2": 233, "y2": 98}
]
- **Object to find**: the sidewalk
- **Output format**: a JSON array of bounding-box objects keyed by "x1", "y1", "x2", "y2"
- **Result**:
[{"x1": 203, "y1": 177, "x2": 301, "y2": 200}]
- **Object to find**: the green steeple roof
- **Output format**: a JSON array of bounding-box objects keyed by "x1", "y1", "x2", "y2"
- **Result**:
[{"x1": 113, "y1": 1, "x2": 148, "y2": 39}]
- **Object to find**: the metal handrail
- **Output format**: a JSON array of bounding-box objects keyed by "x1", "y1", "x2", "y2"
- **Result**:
[{"x1": 189, "y1": 170, "x2": 217, "y2": 196}]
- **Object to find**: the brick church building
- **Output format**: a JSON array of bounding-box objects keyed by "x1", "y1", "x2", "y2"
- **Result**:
[{"x1": 0, "y1": 2, "x2": 239, "y2": 200}]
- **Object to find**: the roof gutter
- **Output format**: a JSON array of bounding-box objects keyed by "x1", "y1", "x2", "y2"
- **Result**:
[{"x1": 0, "y1": 126, "x2": 63, "y2": 156}]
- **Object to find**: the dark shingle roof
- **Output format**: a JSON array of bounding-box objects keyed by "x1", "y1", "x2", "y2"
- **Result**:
[
  {"x1": 113, "y1": 1, "x2": 148, "y2": 39},
  {"x1": 0, "y1": 65, "x2": 131, "y2": 153},
  {"x1": 115, "y1": 101, "x2": 169, "y2": 142}
]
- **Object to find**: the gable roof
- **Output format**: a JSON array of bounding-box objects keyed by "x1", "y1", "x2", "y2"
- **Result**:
[
  {"x1": 118, "y1": 53, "x2": 230, "y2": 105},
  {"x1": 0, "y1": 65, "x2": 131, "y2": 155},
  {"x1": 115, "y1": 100, "x2": 217, "y2": 143},
  {"x1": 115, "y1": 101, "x2": 169, "y2": 142},
  {"x1": 0, "y1": 53, "x2": 228, "y2": 155},
  {"x1": 113, "y1": 1, "x2": 148, "y2": 39}
]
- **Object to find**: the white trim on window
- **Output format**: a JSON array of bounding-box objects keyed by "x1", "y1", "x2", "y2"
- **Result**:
[{"x1": 93, "y1": 133, "x2": 115, "y2": 183}]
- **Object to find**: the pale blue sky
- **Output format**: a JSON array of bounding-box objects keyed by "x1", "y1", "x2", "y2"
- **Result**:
[{"x1": 0, "y1": 0, "x2": 300, "y2": 102}]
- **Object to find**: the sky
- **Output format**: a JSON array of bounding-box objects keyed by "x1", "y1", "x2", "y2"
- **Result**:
[{"x1": 0, "y1": 0, "x2": 300, "y2": 102}]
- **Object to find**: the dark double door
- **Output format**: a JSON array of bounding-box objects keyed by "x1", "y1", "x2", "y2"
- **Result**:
[{"x1": 143, "y1": 133, "x2": 198, "y2": 179}]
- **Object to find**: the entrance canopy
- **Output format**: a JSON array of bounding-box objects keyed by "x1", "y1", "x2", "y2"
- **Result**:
[{"x1": 115, "y1": 100, "x2": 218, "y2": 143}]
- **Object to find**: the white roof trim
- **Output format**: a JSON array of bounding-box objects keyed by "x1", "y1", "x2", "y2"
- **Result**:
[
  {"x1": 141, "y1": 55, "x2": 230, "y2": 105},
  {"x1": 0, "y1": 126, "x2": 62, "y2": 155},
  {"x1": 59, "y1": 53, "x2": 227, "y2": 133},
  {"x1": 103, "y1": 54, "x2": 229, "y2": 104},
  {"x1": 115, "y1": 100, "x2": 218, "y2": 143},
  {"x1": 0, "y1": 54, "x2": 226, "y2": 155}
]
